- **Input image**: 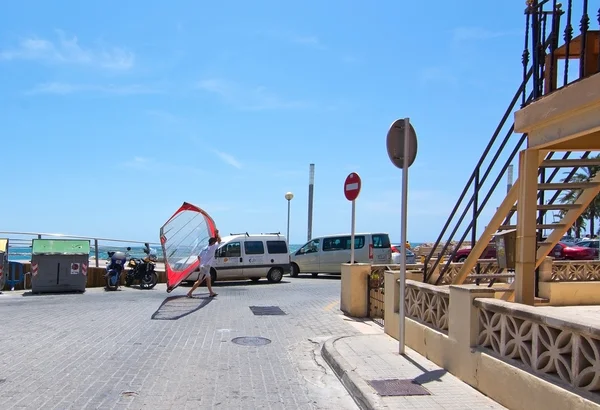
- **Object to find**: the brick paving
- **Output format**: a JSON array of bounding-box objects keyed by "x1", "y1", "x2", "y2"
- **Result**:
[
  {"x1": 324, "y1": 332, "x2": 506, "y2": 409},
  {"x1": 0, "y1": 277, "x2": 358, "y2": 409}
]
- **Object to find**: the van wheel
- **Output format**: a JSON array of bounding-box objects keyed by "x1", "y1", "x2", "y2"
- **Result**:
[
  {"x1": 290, "y1": 263, "x2": 299, "y2": 277},
  {"x1": 267, "y1": 268, "x2": 283, "y2": 283}
]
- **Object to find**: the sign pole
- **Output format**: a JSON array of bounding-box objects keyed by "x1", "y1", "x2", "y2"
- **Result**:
[
  {"x1": 344, "y1": 172, "x2": 361, "y2": 264},
  {"x1": 351, "y1": 199, "x2": 356, "y2": 263},
  {"x1": 399, "y1": 117, "x2": 410, "y2": 355}
]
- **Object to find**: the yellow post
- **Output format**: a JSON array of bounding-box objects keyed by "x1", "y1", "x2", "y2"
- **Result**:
[{"x1": 515, "y1": 148, "x2": 538, "y2": 305}]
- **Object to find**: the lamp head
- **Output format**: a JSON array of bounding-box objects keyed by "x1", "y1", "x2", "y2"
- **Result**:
[{"x1": 285, "y1": 192, "x2": 294, "y2": 201}]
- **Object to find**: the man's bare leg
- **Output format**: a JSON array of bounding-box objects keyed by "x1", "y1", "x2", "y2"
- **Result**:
[
  {"x1": 186, "y1": 275, "x2": 204, "y2": 298},
  {"x1": 206, "y1": 276, "x2": 217, "y2": 297}
]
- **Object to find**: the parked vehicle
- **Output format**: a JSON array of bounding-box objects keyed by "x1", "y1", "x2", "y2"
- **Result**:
[
  {"x1": 391, "y1": 244, "x2": 416, "y2": 264},
  {"x1": 573, "y1": 239, "x2": 599, "y2": 258},
  {"x1": 290, "y1": 232, "x2": 392, "y2": 277},
  {"x1": 452, "y1": 243, "x2": 497, "y2": 262},
  {"x1": 183, "y1": 233, "x2": 290, "y2": 284},
  {"x1": 105, "y1": 248, "x2": 130, "y2": 291},
  {"x1": 452, "y1": 240, "x2": 595, "y2": 262},
  {"x1": 551, "y1": 241, "x2": 596, "y2": 260},
  {"x1": 125, "y1": 243, "x2": 159, "y2": 289}
]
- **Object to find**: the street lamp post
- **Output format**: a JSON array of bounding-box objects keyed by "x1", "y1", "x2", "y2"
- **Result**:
[{"x1": 285, "y1": 192, "x2": 294, "y2": 242}]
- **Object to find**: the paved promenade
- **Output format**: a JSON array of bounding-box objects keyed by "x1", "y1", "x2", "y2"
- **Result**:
[
  {"x1": 0, "y1": 276, "x2": 504, "y2": 409},
  {"x1": 322, "y1": 332, "x2": 505, "y2": 409}
]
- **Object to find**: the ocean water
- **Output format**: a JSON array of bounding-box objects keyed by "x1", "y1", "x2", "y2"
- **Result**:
[
  {"x1": 7, "y1": 244, "x2": 304, "y2": 262},
  {"x1": 5, "y1": 242, "x2": 424, "y2": 262}
]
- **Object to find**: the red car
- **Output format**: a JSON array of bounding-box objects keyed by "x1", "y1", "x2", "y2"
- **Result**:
[
  {"x1": 451, "y1": 241, "x2": 595, "y2": 262},
  {"x1": 452, "y1": 244, "x2": 496, "y2": 262},
  {"x1": 550, "y1": 242, "x2": 596, "y2": 260}
]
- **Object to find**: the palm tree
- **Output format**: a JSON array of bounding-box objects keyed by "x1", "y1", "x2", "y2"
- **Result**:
[{"x1": 557, "y1": 154, "x2": 600, "y2": 237}]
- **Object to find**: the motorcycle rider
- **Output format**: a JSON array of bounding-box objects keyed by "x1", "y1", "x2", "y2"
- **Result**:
[{"x1": 186, "y1": 230, "x2": 222, "y2": 298}]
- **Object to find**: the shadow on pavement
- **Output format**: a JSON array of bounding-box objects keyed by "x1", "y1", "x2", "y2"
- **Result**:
[
  {"x1": 403, "y1": 355, "x2": 447, "y2": 384},
  {"x1": 289, "y1": 274, "x2": 340, "y2": 280},
  {"x1": 151, "y1": 295, "x2": 213, "y2": 320},
  {"x1": 22, "y1": 290, "x2": 85, "y2": 297},
  {"x1": 214, "y1": 280, "x2": 290, "y2": 287}
]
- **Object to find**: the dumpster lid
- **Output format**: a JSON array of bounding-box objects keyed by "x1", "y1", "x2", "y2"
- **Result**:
[
  {"x1": 32, "y1": 239, "x2": 90, "y2": 255},
  {"x1": 0, "y1": 238, "x2": 7, "y2": 253}
]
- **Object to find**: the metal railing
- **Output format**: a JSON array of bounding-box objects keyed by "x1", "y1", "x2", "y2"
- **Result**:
[
  {"x1": 0, "y1": 231, "x2": 161, "y2": 267},
  {"x1": 423, "y1": 1, "x2": 600, "y2": 285},
  {"x1": 525, "y1": 0, "x2": 600, "y2": 102}
]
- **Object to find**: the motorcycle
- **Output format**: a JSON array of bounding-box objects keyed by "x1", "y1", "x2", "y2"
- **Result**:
[
  {"x1": 124, "y1": 243, "x2": 158, "y2": 289},
  {"x1": 105, "y1": 248, "x2": 130, "y2": 291}
]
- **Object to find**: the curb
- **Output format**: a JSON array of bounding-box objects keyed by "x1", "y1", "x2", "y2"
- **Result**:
[{"x1": 321, "y1": 335, "x2": 386, "y2": 410}]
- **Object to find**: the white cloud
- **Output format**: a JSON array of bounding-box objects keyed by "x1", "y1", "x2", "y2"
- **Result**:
[
  {"x1": 291, "y1": 35, "x2": 326, "y2": 49},
  {"x1": 146, "y1": 110, "x2": 180, "y2": 123},
  {"x1": 125, "y1": 156, "x2": 152, "y2": 169},
  {"x1": 213, "y1": 150, "x2": 242, "y2": 169},
  {"x1": 0, "y1": 30, "x2": 135, "y2": 70},
  {"x1": 25, "y1": 82, "x2": 159, "y2": 95},
  {"x1": 196, "y1": 78, "x2": 311, "y2": 111}
]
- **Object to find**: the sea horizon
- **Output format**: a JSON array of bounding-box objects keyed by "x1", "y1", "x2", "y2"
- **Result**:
[{"x1": 6, "y1": 242, "x2": 425, "y2": 262}]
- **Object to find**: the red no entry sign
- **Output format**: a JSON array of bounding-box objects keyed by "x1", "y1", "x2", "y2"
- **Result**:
[{"x1": 344, "y1": 172, "x2": 362, "y2": 201}]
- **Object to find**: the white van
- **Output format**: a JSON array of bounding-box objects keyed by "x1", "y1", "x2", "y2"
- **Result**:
[
  {"x1": 184, "y1": 233, "x2": 290, "y2": 284},
  {"x1": 289, "y1": 232, "x2": 392, "y2": 277}
]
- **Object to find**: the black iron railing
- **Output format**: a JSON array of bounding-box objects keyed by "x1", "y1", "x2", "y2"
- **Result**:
[
  {"x1": 423, "y1": 1, "x2": 600, "y2": 284},
  {"x1": 525, "y1": 0, "x2": 600, "y2": 102}
]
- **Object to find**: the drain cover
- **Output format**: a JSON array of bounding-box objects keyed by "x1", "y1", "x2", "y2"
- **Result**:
[
  {"x1": 367, "y1": 379, "x2": 431, "y2": 396},
  {"x1": 231, "y1": 336, "x2": 272, "y2": 346},
  {"x1": 249, "y1": 306, "x2": 286, "y2": 316}
]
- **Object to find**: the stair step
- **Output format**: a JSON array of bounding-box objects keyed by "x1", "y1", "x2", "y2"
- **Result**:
[
  {"x1": 510, "y1": 203, "x2": 582, "y2": 211},
  {"x1": 499, "y1": 224, "x2": 566, "y2": 230},
  {"x1": 540, "y1": 158, "x2": 600, "y2": 168},
  {"x1": 534, "y1": 297, "x2": 551, "y2": 306},
  {"x1": 538, "y1": 182, "x2": 600, "y2": 190}
]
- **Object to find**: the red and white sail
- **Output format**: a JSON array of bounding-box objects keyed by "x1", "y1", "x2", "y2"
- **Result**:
[{"x1": 160, "y1": 202, "x2": 217, "y2": 292}]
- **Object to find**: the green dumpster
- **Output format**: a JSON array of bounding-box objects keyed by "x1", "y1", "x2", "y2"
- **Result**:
[
  {"x1": 0, "y1": 238, "x2": 7, "y2": 291},
  {"x1": 31, "y1": 239, "x2": 90, "y2": 293}
]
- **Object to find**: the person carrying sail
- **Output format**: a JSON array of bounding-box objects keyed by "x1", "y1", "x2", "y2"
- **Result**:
[{"x1": 186, "y1": 230, "x2": 222, "y2": 298}]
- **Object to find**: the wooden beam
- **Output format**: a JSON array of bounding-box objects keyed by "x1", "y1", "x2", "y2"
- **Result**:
[
  {"x1": 451, "y1": 180, "x2": 520, "y2": 284},
  {"x1": 515, "y1": 149, "x2": 539, "y2": 306}
]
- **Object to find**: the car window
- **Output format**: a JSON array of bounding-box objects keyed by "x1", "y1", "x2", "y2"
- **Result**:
[
  {"x1": 299, "y1": 239, "x2": 320, "y2": 254},
  {"x1": 266, "y1": 240, "x2": 288, "y2": 254},
  {"x1": 244, "y1": 241, "x2": 265, "y2": 255},
  {"x1": 323, "y1": 237, "x2": 345, "y2": 251},
  {"x1": 372, "y1": 234, "x2": 391, "y2": 248},
  {"x1": 344, "y1": 236, "x2": 364, "y2": 250},
  {"x1": 217, "y1": 242, "x2": 241, "y2": 258}
]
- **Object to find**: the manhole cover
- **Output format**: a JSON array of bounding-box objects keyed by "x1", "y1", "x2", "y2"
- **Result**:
[
  {"x1": 367, "y1": 379, "x2": 431, "y2": 396},
  {"x1": 249, "y1": 306, "x2": 286, "y2": 316},
  {"x1": 231, "y1": 336, "x2": 272, "y2": 346}
]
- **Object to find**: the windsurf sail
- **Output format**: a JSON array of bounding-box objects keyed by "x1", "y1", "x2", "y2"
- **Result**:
[{"x1": 160, "y1": 202, "x2": 217, "y2": 292}]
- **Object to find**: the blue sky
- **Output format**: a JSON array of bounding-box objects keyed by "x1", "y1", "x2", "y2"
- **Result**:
[{"x1": 1, "y1": 1, "x2": 529, "y2": 246}]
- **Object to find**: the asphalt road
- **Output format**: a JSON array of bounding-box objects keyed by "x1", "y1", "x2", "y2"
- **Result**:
[{"x1": 0, "y1": 275, "x2": 360, "y2": 409}]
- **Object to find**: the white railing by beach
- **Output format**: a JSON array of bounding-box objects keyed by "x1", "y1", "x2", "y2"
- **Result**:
[{"x1": 0, "y1": 231, "x2": 161, "y2": 267}]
